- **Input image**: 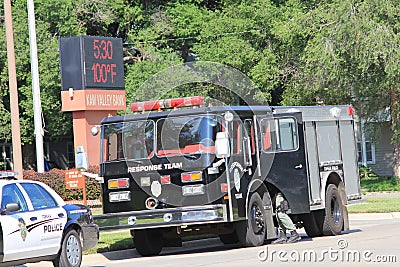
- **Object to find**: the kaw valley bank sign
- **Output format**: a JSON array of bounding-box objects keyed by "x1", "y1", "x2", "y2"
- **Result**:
[
  {"x1": 86, "y1": 92, "x2": 125, "y2": 108},
  {"x1": 59, "y1": 35, "x2": 126, "y2": 165},
  {"x1": 60, "y1": 89, "x2": 126, "y2": 111}
]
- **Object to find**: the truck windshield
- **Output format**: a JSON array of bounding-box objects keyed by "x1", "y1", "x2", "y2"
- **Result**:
[
  {"x1": 102, "y1": 120, "x2": 155, "y2": 161},
  {"x1": 156, "y1": 115, "x2": 221, "y2": 156}
]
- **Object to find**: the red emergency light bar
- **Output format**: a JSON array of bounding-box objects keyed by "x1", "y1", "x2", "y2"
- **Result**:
[{"x1": 130, "y1": 96, "x2": 205, "y2": 113}]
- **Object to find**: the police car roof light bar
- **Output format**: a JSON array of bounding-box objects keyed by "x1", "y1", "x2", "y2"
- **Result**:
[
  {"x1": 130, "y1": 96, "x2": 205, "y2": 113},
  {"x1": 0, "y1": 172, "x2": 18, "y2": 179}
]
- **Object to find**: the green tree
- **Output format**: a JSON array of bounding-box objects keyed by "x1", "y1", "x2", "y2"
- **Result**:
[{"x1": 280, "y1": 0, "x2": 400, "y2": 176}]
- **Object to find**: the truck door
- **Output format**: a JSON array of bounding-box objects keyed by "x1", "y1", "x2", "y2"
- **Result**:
[
  {"x1": 256, "y1": 112, "x2": 310, "y2": 214},
  {"x1": 226, "y1": 119, "x2": 251, "y2": 220},
  {"x1": 339, "y1": 120, "x2": 360, "y2": 197}
]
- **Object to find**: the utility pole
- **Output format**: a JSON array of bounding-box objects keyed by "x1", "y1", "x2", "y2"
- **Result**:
[
  {"x1": 4, "y1": 0, "x2": 23, "y2": 179},
  {"x1": 27, "y1": 0, "x2": 45, "y2": 172}
]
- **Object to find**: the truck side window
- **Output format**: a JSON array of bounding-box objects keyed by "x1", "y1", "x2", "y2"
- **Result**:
[
  {"x1": 260, "y1": 119, "x2": 272, "y2": 151},
  {"x1": 108, "y1": 132, "x2": 123, "y2": 160},
  {"x1": 244, "y1": 119, "x2": 255, "y2": 154},
  {"x1": 232, "y1": 120, "x2": 242, "y2": 154},
  {"x1": 277, "y1": 118, "x2": 298, "y2": 151},
  {"x1": 260, "y1": 118, "x2": 298, "y2": 152},
  {"x1": 104, "y1": 124, "x2": 124, "y2": 161}
]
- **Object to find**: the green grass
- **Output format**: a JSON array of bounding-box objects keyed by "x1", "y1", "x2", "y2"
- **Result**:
[
  {"x1": 85, "y1": 230, "x2": 133, "y2": 255},
  {"x1": 348, "y1": 197, "x2": 400, "y2": 213},
  {"x1": 360, "y1": 176, "x2": 400, "y2": 192}
]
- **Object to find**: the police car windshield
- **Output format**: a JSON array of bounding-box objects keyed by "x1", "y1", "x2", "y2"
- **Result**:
[{"x1": 156, "y1": 115, "x2": 220, "y2": 156}]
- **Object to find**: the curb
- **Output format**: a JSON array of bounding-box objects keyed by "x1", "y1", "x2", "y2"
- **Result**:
[
  {"x1": 349, "y1": 212, "x2": 400, "y2": 220},
  {"x1": 83, "y1": 249, "x2": 136, "y2": 266}
]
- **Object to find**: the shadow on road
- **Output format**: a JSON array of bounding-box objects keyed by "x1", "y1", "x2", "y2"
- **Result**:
[{"x1": 100, "y1": 232, "x2": 360, "y2": 262}]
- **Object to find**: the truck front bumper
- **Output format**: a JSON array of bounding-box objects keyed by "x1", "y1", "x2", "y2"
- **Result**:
[{"x1": 94, "y1": 204, "x2": 228, "y2": 231}]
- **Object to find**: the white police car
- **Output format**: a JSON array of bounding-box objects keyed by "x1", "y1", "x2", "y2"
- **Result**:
[{"x1": 0, "y1": 172, "x2": 99, "y2": 267}]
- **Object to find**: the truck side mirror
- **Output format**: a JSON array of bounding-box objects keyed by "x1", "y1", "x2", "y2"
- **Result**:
[
  {"x1": 215, "y1": 132, "x2": 230, "y2": 158},
  {"x1": 91, "y1": 126, "x2": 99, "y2": 136}
]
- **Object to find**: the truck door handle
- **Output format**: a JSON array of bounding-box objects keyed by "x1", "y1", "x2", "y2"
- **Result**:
[
  {"x1": 294, "y1": 164, "x2": 303, "y2": 169},
  {"x1": 30, "y1": 217, "x2": 37, "y2": 221}
]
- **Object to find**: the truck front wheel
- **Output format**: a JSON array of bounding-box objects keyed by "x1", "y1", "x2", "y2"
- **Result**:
[
  {"x1": 134, "y1": 229, "x2": 163, "y2": 256},
  {"x1": 323, "y1": 184, "x2": 344, "y2": 235},
  {"x1": 236, "y1": 193, "x2": 266, "y2": 247},
  {"x1": 301, "y1": 210, "x2": 323, "y2": 238}
]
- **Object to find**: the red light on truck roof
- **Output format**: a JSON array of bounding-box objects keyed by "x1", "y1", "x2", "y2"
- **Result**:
[{"x1": 130, "y1": 96, "x2": 205, "y2": 113}]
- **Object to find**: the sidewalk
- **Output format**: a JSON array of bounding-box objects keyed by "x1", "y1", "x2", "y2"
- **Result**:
[
  {"x1": 363, "y1": 191, "x2": 400, "y2": 198},
  {"x1": 82, "y1": 238, "x2": 219, "y2": 266}
]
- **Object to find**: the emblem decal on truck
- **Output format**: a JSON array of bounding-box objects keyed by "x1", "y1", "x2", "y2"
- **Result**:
[{"x1": 230, "y1": 162, "x2": 244, "y2": 191}]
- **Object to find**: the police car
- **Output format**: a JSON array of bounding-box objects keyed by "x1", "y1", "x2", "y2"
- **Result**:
[{"x1": 0, "y1": 172, "x2": 99, "y2": 267}]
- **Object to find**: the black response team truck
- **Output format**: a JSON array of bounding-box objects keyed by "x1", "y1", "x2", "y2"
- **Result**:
[{"x1": 93, "y1": 96, "x2": 361, "y2": 256}]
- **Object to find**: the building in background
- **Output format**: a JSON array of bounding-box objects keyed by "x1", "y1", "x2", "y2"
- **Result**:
[
  {"x1": 1, "y1": 135, "x2": 74, "y2": 171},
  {"x1": 356, "y1": 107, "x2": 394, "y2": 177}
]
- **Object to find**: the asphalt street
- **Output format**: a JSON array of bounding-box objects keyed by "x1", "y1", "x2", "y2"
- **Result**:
[{"x1": 25, "y1": 212, "x2": 400, "y2": 267}]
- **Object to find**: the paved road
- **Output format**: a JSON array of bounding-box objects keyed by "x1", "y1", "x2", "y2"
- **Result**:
[{"x1": 26, "y1": 214, "x2": 400, "y2": 267}]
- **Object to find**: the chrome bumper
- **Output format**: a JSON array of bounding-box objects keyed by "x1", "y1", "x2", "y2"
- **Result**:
[{"x1": 94, "y1": 204, "x2": 228, "y2": 231}]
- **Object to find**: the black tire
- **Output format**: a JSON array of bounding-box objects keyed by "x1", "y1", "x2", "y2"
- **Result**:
[
  {"x1": 302, "y1": 211, "x2": 323, "y2": 237},
  {"x1": 236, "y1": 193, "x2": 266, "y2": 247},
  {"x1": 53, "y1": 230, "x2": 82, "y2": 267},
  {"x1": 134, "y1": 229, "x2": 163, "y2": 256},
  {"x1": 219, "y1": 231, "x2": 239, "y2": 244},
  {"x1": 323, "y1": 184, "x2": 344, "y2": 235}
]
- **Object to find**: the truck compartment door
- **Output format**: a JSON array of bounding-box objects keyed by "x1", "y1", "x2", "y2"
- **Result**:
[
  {"x1": 304, "y1": 121, "x2": 322, "y2": 203},
  {"x1": 339, "y1": 120, "x2": 361, "y2": 198}
]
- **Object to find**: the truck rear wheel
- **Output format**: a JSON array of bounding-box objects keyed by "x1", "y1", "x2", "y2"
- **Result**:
[
  {"x1": 236, "y1": 193, "x2": 266, "y2": 247},
  {"x1": 134, "y1": 229, "x2": 163, "y2": 256},
  {"x1": 323, "y1": 184, "x2": 344, "y2": 235}
]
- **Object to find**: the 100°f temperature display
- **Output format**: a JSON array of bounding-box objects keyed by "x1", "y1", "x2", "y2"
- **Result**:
[{"x1": 84, "y1": 36, "x2": 124, "y2": 89}]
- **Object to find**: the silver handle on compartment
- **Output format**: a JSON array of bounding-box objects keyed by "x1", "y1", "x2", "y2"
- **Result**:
[{"x1": 294, "y1": 164, "x2": 303, "y2": 169}]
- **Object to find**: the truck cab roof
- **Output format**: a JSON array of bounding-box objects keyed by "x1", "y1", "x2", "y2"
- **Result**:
[{"x1": 101, "y1": 105, "x2": 273, "y2": 124}]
